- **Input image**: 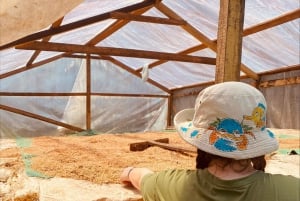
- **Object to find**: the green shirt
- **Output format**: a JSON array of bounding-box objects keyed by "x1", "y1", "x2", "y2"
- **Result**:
[{"x1": 141, "y1": 169, "x2": 299, "y2": 201}]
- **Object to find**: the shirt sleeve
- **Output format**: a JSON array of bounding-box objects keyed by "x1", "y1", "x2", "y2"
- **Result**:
[
  {"x1": 140, "y1": 169, "x2": 191, "y2": 201},
  {"x1": 140, "y1": 172, "x2": 159, "y2": 201}
]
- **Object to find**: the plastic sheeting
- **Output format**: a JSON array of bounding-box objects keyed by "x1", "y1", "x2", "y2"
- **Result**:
[
  {"x1": 0, "y1": 58, "x2": 168, "y2": 137},
  {"x1": 0, "y1": 0, "x2": 299, "y2": 136},
  {"x1": 1, "y1": 0, "x2": 299, "y2": 87}
]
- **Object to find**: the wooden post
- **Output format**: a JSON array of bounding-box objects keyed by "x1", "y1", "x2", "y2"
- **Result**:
[
  {"x1": 167, "y1": 94, "x2": 172, "y2": 128},
  {"x1": 86, "y1": 54, "x2": 91, "y2": 130},
  {"x1": 215, "y1": 0, "x2": 245, "y2": 83}
]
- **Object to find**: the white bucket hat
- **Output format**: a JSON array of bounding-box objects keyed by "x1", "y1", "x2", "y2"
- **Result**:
[{"x1": 174, "y1": 81, "x2": 279, "y2": 159}]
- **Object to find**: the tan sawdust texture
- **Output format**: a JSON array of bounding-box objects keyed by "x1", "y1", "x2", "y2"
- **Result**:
[
  {"x1": 1, "y1": 130, "x2": 299, "y2": 185},
  {"x1": 23, "y1": 132, "x2": 197, "y2": 184}
]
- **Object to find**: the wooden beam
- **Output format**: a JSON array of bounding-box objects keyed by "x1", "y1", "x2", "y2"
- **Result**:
[
  {"x1": 1, "y1": 6, "x2": 154, "y2": 80},
  {"x1": 136, "y1": 9, "x2": 300, "y2": 74},
  {"x1": 110, "y1": 12, "x2": 186, "y2": 25},
  {"x1": 86, "y1": 54, "x2": 91, "y2": 130},
  {"x1": 259, "y1": 76, "x2": 300, "y2": 88},
  {"x1": 91, "y1": 92, "x2": 169, "y2": 98},
  {"x1": 171, "y1": 81, "x2": 215, "y2": 91},
  {"x1": 156, "y1": 2, "x2": 259, "y2": 80},
  {"x1": 136, "y1": 44, "x2": 207, "y2": 72},
  {"x1": 167, "y1": 94, "x2": 172, "y2": 127},
  {"x1": 215, "y1": 0, "x2": 245, "y2": 83},
  {"x1": 105, "y1": 56, "x2": 171, "y2": 93},
  {"x1": 16, "y1": 41, "x2": 216, "y2": 65},
  {"x1": 0, "y1": 92, "x2": 85, "y2": 96},
  {"x1": 0, "y1": 0, "x2": 156, "y2": 50},
  {"x1": 0, "y1": 104, "x2": 85, "y2": 132},
  {"x1": 87, "y1": 6, "x2": 153, "y2": 46},
  {"x1": 243, "y1": 9, "x2": 300, "y2": 36},
  {"x1": 0, "y1": 54, "x2": 63, "y2": 79},
  {"x1": 26, "y1": 17, "x2": 64, "y2": 67},
  {"x1": 0, "y1": 92, "x2": 169, "y2": 98},
  {"x1": 258, "y1": 64, "x2": 300, "y2": 76}
]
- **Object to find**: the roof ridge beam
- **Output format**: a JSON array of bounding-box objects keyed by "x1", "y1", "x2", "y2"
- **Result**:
[
  {"x1": 26, "y1": 17, "x2": 64, "y2": 67},
  {"x1": 243, "y1": 9, "x2": 300, "y2": 36},
  {"x1": 16, "y1": 41, "x2": 216, "y2": 65},
  {"x1": 155, "y1": 2, "x2": 259, "y2": 80},
  {"x1": 110, "y1": 12, "x2": 186, "y2": 25},
  {"x1": 135, "y1": 9, "x2": 300, "y2": 73},
  {"x1": 0, "y1": 0, "x2": 156, "y2": 50}
]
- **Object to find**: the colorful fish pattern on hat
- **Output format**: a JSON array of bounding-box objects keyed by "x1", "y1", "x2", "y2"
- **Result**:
[{"x1": 183, "y1": 103, "x2": 275, "y2": 153}]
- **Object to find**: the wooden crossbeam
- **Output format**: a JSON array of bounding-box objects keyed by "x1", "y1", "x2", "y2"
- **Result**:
[
  {"x1": 0, "y1": 0, "x2": 155, "y2": 50},
  {"x1": 86, "y1": 6, "x2": 153, "y2": 45},
  {"x1": 16, "y1": 41, "x2": 216, "y2": 65},
  {"x1": 26, "y1": 17, "x2": 64, "y2": 67},
  {"x1": 136, "y1": 9, "x2": 300, "y2": 73},
  {"x1": 0, "y1": 54, "x2": 63, "y2": 79},
  {"x1": 0, "y1": 92, "x2": 169, "y2": 98},
  {"x1": 243, "y1": 9, "x2": 300, "y2": 36},
  {"x1": 259, "y1": 76, "x2": 300, "y2": 88},
  {"x1": 110, "y1": 12, "x2": 186, "y2": 25},
  {"x1": 0, "y1": 104, "x2": 85, "y2": 132},
  {"x1": 156, "y1": 2, "x2": 259, "y2": 80},
  {"x1": 103, "y1": 56, "x2": 171, "y2": 93}
]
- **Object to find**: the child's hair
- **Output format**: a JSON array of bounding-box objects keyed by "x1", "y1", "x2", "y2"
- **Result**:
[{"x1": 196, "y1": 149, "x2": 266, "y2": 171}]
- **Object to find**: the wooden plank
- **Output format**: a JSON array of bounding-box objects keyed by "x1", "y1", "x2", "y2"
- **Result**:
[
  {"x1": 259, "y1": 76, "x2": 300, "y2": 88},
  {"x1": 0, "y1": 54, "x2": 63, "y2": 79},
  {"x1": 1, "y1": 6, "x2": 153, "y2": 79},
  {"x1": 243, "y1": 9, "x2": 300, "y2": 36},
  {"x1": 215, "y1": 0, "x2": 245, "y2": 83},
  {"x1": 0, "y1": 92, "x2": 85, "y2": 96},
  {"x1": 136, "y1": 9, "x2": 299, "y2": 75},
  {"x1": 106, "y1": 56, "x2": 171, "y2": 93},
  {"x1": 0, "y1": 0, "x2": 155, "y2": 50},
  {"x1": 156, "y1": 2, "x2": 259, "y2": 81},
  {"x1": 258, "y1": 64, "x2": 300, "y2": 76},
  {"x1": 26, "y1": 17, "x2": 64, "y2": 67},
  {"x1": 16, "y1": 41, "x2": 216, "y2": 65},
  {"x1": 86, "y1": 54, "x2": 91, "y2": 130},
  {"x1": 110, "y1": 12, "x2": 186, "y2": 25},
  {"x1": 0, "y1": 104, "x2": 85, "y2": 132},
  {"x1": 0, "y1": 92, "x2": 169, "y2": 98},
  {"x1": 136, "y1": 44, "x2": 207, "y2": 72},
  {"x1": 87, "y1": 6, "x2": 153, "y2": 45},
  {"x1": 167, "y1": 95, "x2": 172, "y2": 128}
]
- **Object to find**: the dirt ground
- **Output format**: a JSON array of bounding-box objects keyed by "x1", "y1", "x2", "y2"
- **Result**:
[
  {"x1": 0, "y1": 129, "x2": 299, "y2": 200},
  {"x1": 11, "y1": 131, "x2": 198, "y2": 184}
]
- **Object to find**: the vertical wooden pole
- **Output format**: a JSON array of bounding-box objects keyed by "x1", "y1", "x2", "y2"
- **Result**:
[
  {"x1": 86, "y1": 54, "x2": 91, "y2": 130},
  {"x1": 215, "y1": 0, "x2": 245, "y2": 83},
  {"x1": 167, "y1": 94, "x2": 172, "y2": 128}
]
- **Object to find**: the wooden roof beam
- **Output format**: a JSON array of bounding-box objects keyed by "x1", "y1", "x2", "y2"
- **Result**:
[
  {"x1": 136, "y1": 9, "x2": 300, "y2": 73},
  {"x1": 0, "y1": 104, "x2": 85, "y2": 132},
  {"x1": 0, "y1": 0, "x2": 156, "y2": 50},
  {"x1": 259, "y1": 76, "x2": 300, "y2": 88},
  {"x1": 104, "y1": 56, "x2": 171, "y2": 93},
  {"x1": 87, "y1": 6, "x2": 154, "y2": 46},
  {"x1": 110, "y1": 12, "x2": 186, "y2": 25},
  {"x1": 155, "y1": 2, "x2": 259, "y2": 80},
  {"x1": 16, "y1": 41, "x2": 216, "y2": 65},
  {"x1": 0, "y1": 54, "x2": 63, "y2": 79},
  {"x1": 243, "y1": 9, "x2": 300, "y2": 36},
  {"x1": 258, "y1": 64, "x2": 300, "y2": 76},
  {"x1": 26, "y1": 17, "x2": 64, "y2": 67},
  {"x1": 136, "y1": 44, "x2": 207, "y2": 72}
]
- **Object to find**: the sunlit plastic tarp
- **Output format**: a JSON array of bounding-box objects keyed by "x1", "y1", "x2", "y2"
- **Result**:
[{"x1": 0, "y1": 0, "x2": 299, "y2": 136}]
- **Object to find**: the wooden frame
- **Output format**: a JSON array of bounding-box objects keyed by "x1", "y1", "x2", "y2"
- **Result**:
[{"x1": 1, "y1": 1, "x2": 299, "y2": 132}]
